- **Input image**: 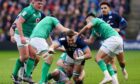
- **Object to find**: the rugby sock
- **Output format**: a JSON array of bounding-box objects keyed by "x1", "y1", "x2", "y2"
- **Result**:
[
  {"x1": 13, "y1": 58, "x2": 24, "y2": 76},
  {"x1": 39, "y1": 62, "x2": 51, "y2": 83},
  {"x1": 97, "y1": 60, "x2": 110, "y2": 77},
  {"x1": 107, "y1": 64, "x2": 115, "y2": 76},
  {"x1": 25, "y1": 58, "x2": 35, "y2": 77},
  {"x1": 97, "y1": 60, "x2": 107, "y2": 72}
]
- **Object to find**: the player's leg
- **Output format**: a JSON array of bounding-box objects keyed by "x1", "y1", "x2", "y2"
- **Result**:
[
  {"x1": 39, "y1": 52, "x2": 53, "y2": 84},
  {"x1": 95, "y1": 50, "x2": 112, "y2": 84},
  {"x1": 22, "y1": 45, "x2": 37, "y2": 83},
  {"x1": 110, "y1": 57, "x2": 117, "y2": 74},
  {"x1": 73, "y1": 63, "x2": 83, "y2": 84},
  {"x1": 105, "y1": 56, "x2": 119, "y2": 84},
  {"x1": 12, "y1": 34, "x2": 29, "y2": 84},
  {"x1": 116, "y1": 52, "x2": 128, "y2": 80}
]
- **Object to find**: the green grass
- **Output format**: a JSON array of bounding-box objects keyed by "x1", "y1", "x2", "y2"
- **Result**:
[{"x1": 0, "y1": 50, "x2": 140, "y2": 84}]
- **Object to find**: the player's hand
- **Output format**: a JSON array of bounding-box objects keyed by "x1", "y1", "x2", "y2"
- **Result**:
[
  {"x1": 48, "y1": 48, "x2": 55, "y2": 54},
  {"x1": 10, "y1": 36, "x2": 15, "y2": 43},
  {"x1": 74, "y1": 55, "x2": 85, "y2": 61},
  {"x1": 20, "y1": 36, "x2": 26, "y2": 44}
]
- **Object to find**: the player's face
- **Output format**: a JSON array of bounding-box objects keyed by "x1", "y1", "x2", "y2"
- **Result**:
[
  {"x1": 33, "y1": 1, "x2": 44, "y2": 11},
  {"x1": 67, "y1": 36, "x2": 75, "y2": 46},
  {"x1": 100, "y1": 4, "x2": 110, "y2": 15}
]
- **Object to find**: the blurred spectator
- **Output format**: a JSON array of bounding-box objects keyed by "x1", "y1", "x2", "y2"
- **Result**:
[{"x1": 0, "y1": 0, "x2": 130, "y2": 41}]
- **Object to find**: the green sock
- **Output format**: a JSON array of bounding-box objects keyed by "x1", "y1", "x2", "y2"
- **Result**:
[
  {"x1": 45, "y1": 73, "x2": 52, "y2": 83},
  {"x1": 97, "y1": 60, "x2": 107, "y2": 72},
  {"x1": 39, "y1": 62, "x2": 51, "y2": 84},
  {"x1": 107, "y1": 64, "x2": 115, "y2": 76},
  {"x1": 25, "y1": 58, "x2": 35, "y2": 77},
  {"x1": 12, "y1": 58, "x2": 24, "y2": 76}
]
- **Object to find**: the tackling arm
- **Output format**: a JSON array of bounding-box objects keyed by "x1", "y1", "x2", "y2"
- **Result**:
[
  {"x1": 78, "y1": 22, "x2": 93, "y2": 35},
  {"x1": 83, "y1": 47, "x2": 92, "y2": 60},
  {"x1": 84, "y1": 35, "x2": 94, "y2": 45}
]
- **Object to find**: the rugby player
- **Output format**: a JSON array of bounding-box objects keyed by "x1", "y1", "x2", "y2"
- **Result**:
[
  {"x1": 47, "y1": 30, "x2": 91, "y2": 84},
  {"x1": 10, "y1": 0, "x2": 44, "y2": 83},
  {"x1": 78, "y1": 13, "x2": 126, "y2": 84}
]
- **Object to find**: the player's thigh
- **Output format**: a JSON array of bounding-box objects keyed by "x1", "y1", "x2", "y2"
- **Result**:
[
  {"x1": 14, "y1": 34, "x2": 29, "y2": 57},
  {"x1": 95, "y1": 49, "x2": 108, "y2": 61},
  {"x1": 28, "y1": 45, "x2": 37, "y2": 59}
]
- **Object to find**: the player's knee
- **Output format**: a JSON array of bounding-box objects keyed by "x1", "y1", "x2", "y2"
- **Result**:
[{"x1": 20, "y1": 55, "x2": 29, "y2": 62}]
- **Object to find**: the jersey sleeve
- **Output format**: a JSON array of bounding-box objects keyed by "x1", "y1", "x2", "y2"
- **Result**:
[
  {"x1": 52, "y1": 17, "x2": 60, "y2": 27},
  {"x1": 115, "y1": 13, "x2": 127, "y2": 29},
  {"x1": 115, "y1": 13, "x2": 122, "y2": 23},
  {"x1": 77, "y1": 37, "x2": 89, "y2": 51},
  {"x1": 20, "y1": 9, "x2": 32, "y2": 20},
  {"x1": 58, "y1": 37, "x2": 66, "y2": 46}
]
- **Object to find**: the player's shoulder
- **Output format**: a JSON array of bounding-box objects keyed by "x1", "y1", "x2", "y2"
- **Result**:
[
  {"x1": 59, "y1": 37, "x2": 66, "y2": 41},
  {"x1": 110, "y1": 12, "x2": 120, "y2": 17}
]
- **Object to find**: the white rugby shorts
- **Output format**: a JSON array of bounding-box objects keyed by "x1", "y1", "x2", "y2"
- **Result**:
[
  {"x1": 14, "y1": 33, "x2": 29, "y2": 47},
  {"x1": 100, "y1": 36, "x2": 123, "y2": 57},
  {"x1": 29, "y1": 37, "x2": 49, "y2": 54}
]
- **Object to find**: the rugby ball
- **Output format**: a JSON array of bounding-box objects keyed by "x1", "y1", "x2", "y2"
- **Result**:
[{"x1": 73, "y1": 48, "x2": 84, "y2": 58}]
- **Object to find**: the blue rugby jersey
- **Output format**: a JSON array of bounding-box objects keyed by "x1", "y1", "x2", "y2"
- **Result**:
[{"x1": 57, "y1": 36, "x2": 88, "y2": 59}]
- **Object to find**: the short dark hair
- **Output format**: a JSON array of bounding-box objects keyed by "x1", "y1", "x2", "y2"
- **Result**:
[
  {"x1": 86, "y1": 13, "x2": 96, "y2": 19},
  {"x1": 66, "y1": 29, "x2": 76, "y2": 38},
  {"x1": 100, "y1": 1, "x2": 111, "y2": 8}
]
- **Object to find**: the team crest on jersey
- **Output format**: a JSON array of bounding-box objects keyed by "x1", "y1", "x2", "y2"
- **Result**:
[{"x1": 36, "y1": 18, "x2": 40, "y2": 23}]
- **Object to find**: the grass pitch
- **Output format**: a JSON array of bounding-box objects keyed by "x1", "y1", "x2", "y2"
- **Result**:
[{"x1": 0, "y1": 50, "x2": 140, "y2": 84}]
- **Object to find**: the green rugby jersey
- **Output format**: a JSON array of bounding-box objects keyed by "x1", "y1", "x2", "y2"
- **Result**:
[
  {"x1": 91, "y1": 18, "x2": 120, "y2": 40},
  {"x1": 30, "y1": 16, "x2": 60, "y2": 39},
  {"x1": 15, "y1": 4, "x2": 41, "y2": 37}
]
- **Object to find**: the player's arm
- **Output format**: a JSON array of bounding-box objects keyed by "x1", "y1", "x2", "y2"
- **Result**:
[
  {"x1": 16, "y1": 16, "x2": 26, "y2": 44},
  {"x1": 56, "y1": 23, "x2": 70, "y2": 32},
  {"x1": 10, "y1": 26, "x2": 15, "y2": 43},
  {"x1": 46, "y1": 35, "x2": 53, "y2": 45},
  {"x1": 83, "y1": 47, "x2": 92, "y2": 60},
  {"x1": 76, "y1": 38, "x2": 92, "y2": 60},
  {"x1": 119, "y1": 18, "x2": 127, "y2": 30},
  {"x1": 78, "y1": 22, "x2": 93, "y2": 35},
  {"x1": 48, "y1": 40, "x2": 61, "y2": 53},
  {"x1": 84, "y1": 35, "x2": 94, "y2": 45},
  {"x1": 56, "y1": 46, "x2": 66, "y2": 52}
]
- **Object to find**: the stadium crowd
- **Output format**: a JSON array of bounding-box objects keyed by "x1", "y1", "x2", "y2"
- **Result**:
[{"x1": 0, "y1": 0, "x2": 130, "y2": 41}]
